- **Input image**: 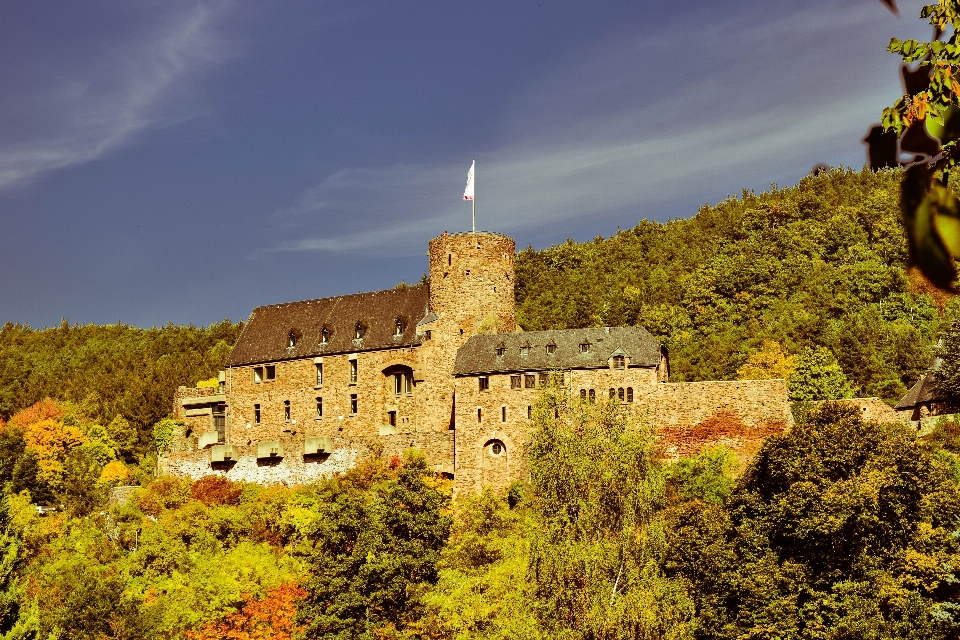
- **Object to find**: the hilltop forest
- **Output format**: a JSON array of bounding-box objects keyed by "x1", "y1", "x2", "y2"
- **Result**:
[{"x1": 3, "y1": 167, "x2": 960, "y2": 638}]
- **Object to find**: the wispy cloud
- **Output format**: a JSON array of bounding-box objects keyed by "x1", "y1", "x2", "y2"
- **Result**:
[
  {"x1": 0, "y1": 1, "x2": 234, "y2": 190},
  {"x1": 272, "y1": 2, "x2": 913, "y2": 256}
]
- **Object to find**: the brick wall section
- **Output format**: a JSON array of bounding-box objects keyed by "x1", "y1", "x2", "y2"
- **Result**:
[{"x1": 640, "y1": 380, "x2": 793, "y2": 464}]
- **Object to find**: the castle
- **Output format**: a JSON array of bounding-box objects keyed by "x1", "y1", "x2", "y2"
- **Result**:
[{"x1": 162, "y1": 231, "x2": 800, "y2": 492}]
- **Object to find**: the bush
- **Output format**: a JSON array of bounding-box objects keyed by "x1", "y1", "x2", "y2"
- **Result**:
[{"x1": 190, "y1": 476, "x2": 243, "y2": 507}]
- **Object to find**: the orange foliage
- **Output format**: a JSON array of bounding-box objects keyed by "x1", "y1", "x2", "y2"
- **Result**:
[
  {"x1": 10, "y1": 398, "x2": 69, "y2": 431},
  {"x1": 185, "y1": 583, "x2": 306, "y2": 640},
  {"x1": 190, "y1": 475, "x2": 243, "y2": 506},
  {"x1": 21, "y1": 419, "x2": 87, "y2": 479},
  {"x1": 98, "y1": 460, "x2": 132, "y2": 485}
]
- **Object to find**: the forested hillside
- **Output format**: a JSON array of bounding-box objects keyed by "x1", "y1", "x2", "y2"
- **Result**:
[
  {"x1": 516, "y1": 167, "x2": 944, "y2": 402},
  {"x1": 0, "y1": 320, "x2": 242, "y2": 461}
]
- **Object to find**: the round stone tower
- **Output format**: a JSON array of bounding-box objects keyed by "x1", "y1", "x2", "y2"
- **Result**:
[{"x1": 428, "y1": 232, "x2": 516, "y2": 337}]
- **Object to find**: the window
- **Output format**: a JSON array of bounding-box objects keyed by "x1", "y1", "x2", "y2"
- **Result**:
[
  {"x1": 388, "y1": 410, "x2": 396, "y2": 427},
  {"x1": 579, "y1": 342, "x2": 591, "y2": 353},
  {"x1": 546, "y1": 343, "x2": 557, "y2": 354},
  {"x1": 501, "y1": 406, "x2": 507, "y2": 422},
  {"x1": 395, "y1": 318, "x2": 403, "y2": 336},
  {"x1": 477, "y1": 407, "x2": 482, "y2": 422},
  {"x1": 315, "y1": 363, "x2": 323, "y2": 386},
  {"x1": 495, "y1": 346, "x2": 505, "y2": 357},
  {"x1": 627, "y1": 387, "x2": 634, "y2": 402},
  {"x1": 479, "y1": 376, "x2": 489, "y2": 391},
  {"x1": 350, "y1": 394, "x2": 358, "y2": 415},
  {"x1": 447, "y1": 253, "x2": 451, "y2": 266},
  {"x1": 288, "y1": 330, "x2": 297, "y2": 348},
  {"x1": 520, "y1": 345, "x2": 530, "y2": 356},
  {"x1": 254, "y1": 367, "x2": 264, "y2": 383},
  {"x1": 394, "y1": 373, "x2": 403, "y2": 395},
  {"x1": 613, "y1": 355, "x2": 625, "y2": 369},
  {"x1": 265, "y1": 365, "x2": 276, "y2": 381},
  {"x1": 321, "y1": 326, "x2": 329, "y2": 343},
  {"x1": 618, "y1": 387, "x2": 625, "y2": 401},
  {"x1": 609, "y1": 388, "x2": 616, "y2": 399},
  {"x1": 539, "y1": 372, "x2": 549, "y2": 387},
  {"x1": 316, "y1": 397, "x2": 322, "y2": 418},
  {"x1": 424, "y1": 330, "x2": 432, "y2": 340},
  {"x1": 527, "y1": 405, "x2": 532, "y2": 419},
  {"x1": 350, "y1": 359, "x2": 358, "y2": 384},
  {"x1": 524, "y1": 374, "x2": 535, "y2": 388},
  {"x1": 589, "y1": 389, "x2": 596, "y2": 404},
  {"x1": 489, "y1": 440, "x2": 505, "y2": 456},
  {"x1": 465, "y1": 269, "x2": 470, "y2": 276},
  {"x1": 405, "y1": 374, "x2": 412, "y2": 394},
  {"x1": 580, "y1": 389, "x2": 587, "y2": 399},
  {"x1": 254, "y1": 404, "x2": 261, "y2": 424},
  {"x1": 355, "y1": 322, "x2": 363, "y2": 339},
  {"x1": 511, "y1": 375, "x2": 521, "y2": 389},
  {"x1": 283, "y1": 400, "x2": 290, "y2": 421}
]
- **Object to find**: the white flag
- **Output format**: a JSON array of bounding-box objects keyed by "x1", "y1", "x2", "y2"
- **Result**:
[{"x1": 463, "y1": 160, "x2": 474, "y2": 201}]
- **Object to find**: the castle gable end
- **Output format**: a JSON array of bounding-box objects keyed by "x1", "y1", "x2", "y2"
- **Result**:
[
  {"x1": 454, "y1": 326, "x2": 661, "y2": 375},
  {"x1": 226, "y1": 284, "x2": 429, "y2": 367}
]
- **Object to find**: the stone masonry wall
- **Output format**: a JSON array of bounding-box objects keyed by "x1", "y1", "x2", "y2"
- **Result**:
[
  {"x1": 452, "y1": 366, "x2": 661, "y2": 493},
  {"x1": 639, "y1": 380, "x2": 793, "y2": 465}
]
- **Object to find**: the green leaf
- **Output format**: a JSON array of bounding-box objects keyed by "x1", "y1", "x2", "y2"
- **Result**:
[{"x1": 902, "y1": 165, "x2": 958, "y2": 289}]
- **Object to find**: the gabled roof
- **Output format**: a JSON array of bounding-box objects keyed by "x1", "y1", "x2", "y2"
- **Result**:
[
  {"x1": 453, "y1": 326, "x2": 662, "y2": 376},
  {"x1": 895, "y1": 372, "x2": 948, "y2": 410},
  {"x1": 226, "y1": 285, "x2": 429, "y2": 367}
]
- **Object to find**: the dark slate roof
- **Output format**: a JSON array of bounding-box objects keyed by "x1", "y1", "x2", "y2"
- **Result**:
[
  {"x1": 453, "y1": 326, "x2": 662, "y2": 376},
  {"x1": 226, "y1": 285, "x2": 429, "y2": 367},
  {"x1": 895, "y1": 373, "x2": 947, "y2": 409}
]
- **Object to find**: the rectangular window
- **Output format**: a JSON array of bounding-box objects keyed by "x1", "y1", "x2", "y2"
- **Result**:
[
  {"x1": 265, "y1": 365, "x2": 276, "y2": 381},
  {"x1": 350, "y1": 393, "x2": 358, "y2": 415},
  {"x1": 520, "y1": 346, "x2": 529, "y2": 356},
  {"x1": 283, "y1": 400, "x2": 290, "y2": 421},
  {"x1": 394, "y1": 373, "x2": 403, "y2": 395},
  {"x1": 479, "y1": 376, "x2": 489, "y2": 391},
  {"x1": 316, "y1": 397, "x2": 322, "y2": 418},
  {"x1": 588, "y1": 389, "x2": 596, "y2": 404},
  {"x1": 253, "y1": 367, "x2": 264, "y2": 383},
  {"x1": 350, "y1": 360, "x2": 358, "y2": 384},
  {"x1": 613, "y1": 355, "x2": 625, "y2": 369},
  {"x1": 510, "y1": 375, "x2": 521, "y2": 389},
  {"x1": 527, "y1": 405, "x2": 532, "y2": 419},
  {"x1": 539, "y1": 372, "x2": 548, "y2": 387},
  {"x1": 388, "y1": 410, "x2": 397, "y2": 426},
  {"x1": 404, "y1": 374, "x2": 412, "y2": 395},
  {"x1": 316, "y1": 363, "x2": 323, "y2": 386},
  {"x1": 501, "y1": 406, "x2": 507, "y2": 422},
  {"x1": 546, "y1": 343, "x2": 556, "y2": 354},
  {"x1": 524, "y1": 374, "x2": 535, "y2": 388},
  {"x1": 254, "y1": 404, "x2": 261, "y2": 424},
  {"x1": 477, "y1": 407, "x2": 482, "y2": 422}
]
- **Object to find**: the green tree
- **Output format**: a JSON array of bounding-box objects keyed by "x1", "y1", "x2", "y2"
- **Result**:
[
  {"x1": 0, "y1": 495, "x2": 22, "y2": 636},
  {"x1": 788, "y1": 346, "x2": 854, "y2": 401},
  {"x1": 526, "y1": 386, "x2": 695, "y2": 639},
  {"x1": 297, "y1": 451, "x2": 452, "y2": 640}
]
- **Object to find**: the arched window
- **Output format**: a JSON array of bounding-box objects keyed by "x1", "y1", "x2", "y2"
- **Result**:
[
  {"x1": 580, "y1": 389, "x2": 587, "y2": 399},
  {"x1": 486, "y1": 439, "x2": 505, "y2": 456},
  {"x1": 618, "y1": 387, "x2": 625, "y2": 401},
  {"x1": 588, "y1": 389, "x2": 596, "y2": 404},
  {"x1": 609, "y1": 388, "x2": 616, "y2": 399},
  {"x1": 627, "y1": 387, "x2": 634, "y2": 402}
]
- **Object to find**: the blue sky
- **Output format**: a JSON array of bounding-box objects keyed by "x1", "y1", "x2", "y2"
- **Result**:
[{"x1": 0, "y1": 0, "x2": 933, "y2": 328}]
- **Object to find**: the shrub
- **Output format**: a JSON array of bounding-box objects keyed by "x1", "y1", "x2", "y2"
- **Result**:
[{"x1": 191, "y1": 476, "x2": 243, "y2": 507}]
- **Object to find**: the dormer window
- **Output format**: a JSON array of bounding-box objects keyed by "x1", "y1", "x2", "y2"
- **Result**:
[
  {"x1": 395, "y1": 318, "x2": 403, "y2": 336},
  {"x1": 320, "y1": 326, "x2": 329, "y2": 344},
  {"x1": 355, "y1": 322, "x2": 363, "y2": 339},
  {"x1": 613, "y1": 355, "x2": 625, "y2": 369},
  {"x1": 520, "y1": 344, "x2": 530, "y2": 356},
  {"x1": 495, "y1": 344, "x2": 505, "y2": 357},
  {"x1": 546, "y1": 343, "x2": 557, "y2": 355},
  {"x1": 288, "y1": 330, "x2": 297, "y2": 348},
  {"x1": 579, "y1": 342, "x2": 591, "y2": 353}
]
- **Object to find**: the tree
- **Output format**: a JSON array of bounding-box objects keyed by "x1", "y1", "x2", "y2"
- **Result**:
[
  {"x1": 186, "y1": 583, "x2": 306, "y2": 640},
  {"x1": 526, "y1": 386, "x2": 695, "y2": 639},
  {"x1": 788, "y1": 346, "x2": 854, "y2": 401},
  {"x1": 0, "y1": 495, "x2": 23, "y2": 635},
  {"x1": 666, "y1": 402, "x2": 960, "y2": 639},
  {"x1": 736, "y1": 340, "x2": 795, "y2": 381},
  {"x1": 297, "y1": 452, "x2": 452, "y2": 640}
]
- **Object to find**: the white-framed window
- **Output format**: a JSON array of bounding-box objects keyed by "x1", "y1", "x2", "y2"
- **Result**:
[
  {"x1": 524, "y1": 374, "x2": 535, "y2": 389},
  {"x1": 316, "y1": 363, "x2": 323, "y2": 386},
  {"x1": 350, "y1": 359, "x2": 358, "y2": 384},
  {"x1": 613, "y1": 355, "x2": 625, "y2": 369}
]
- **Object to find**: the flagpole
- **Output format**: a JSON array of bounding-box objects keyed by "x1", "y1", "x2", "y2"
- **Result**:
[{"x1": 472, "y1": 159, "x2": 476, "y2": 234}]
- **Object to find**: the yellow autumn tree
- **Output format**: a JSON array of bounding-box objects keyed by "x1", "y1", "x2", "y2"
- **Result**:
[
  {"x1": 736, "y1": 340, "x2": 796, "y2": 381},
  {"x1": 10, "y1": 400, "x2": 88, "y2": 480},
  {"x1": 98, "y1": 460, "x2": 132, "y2": 485}
]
